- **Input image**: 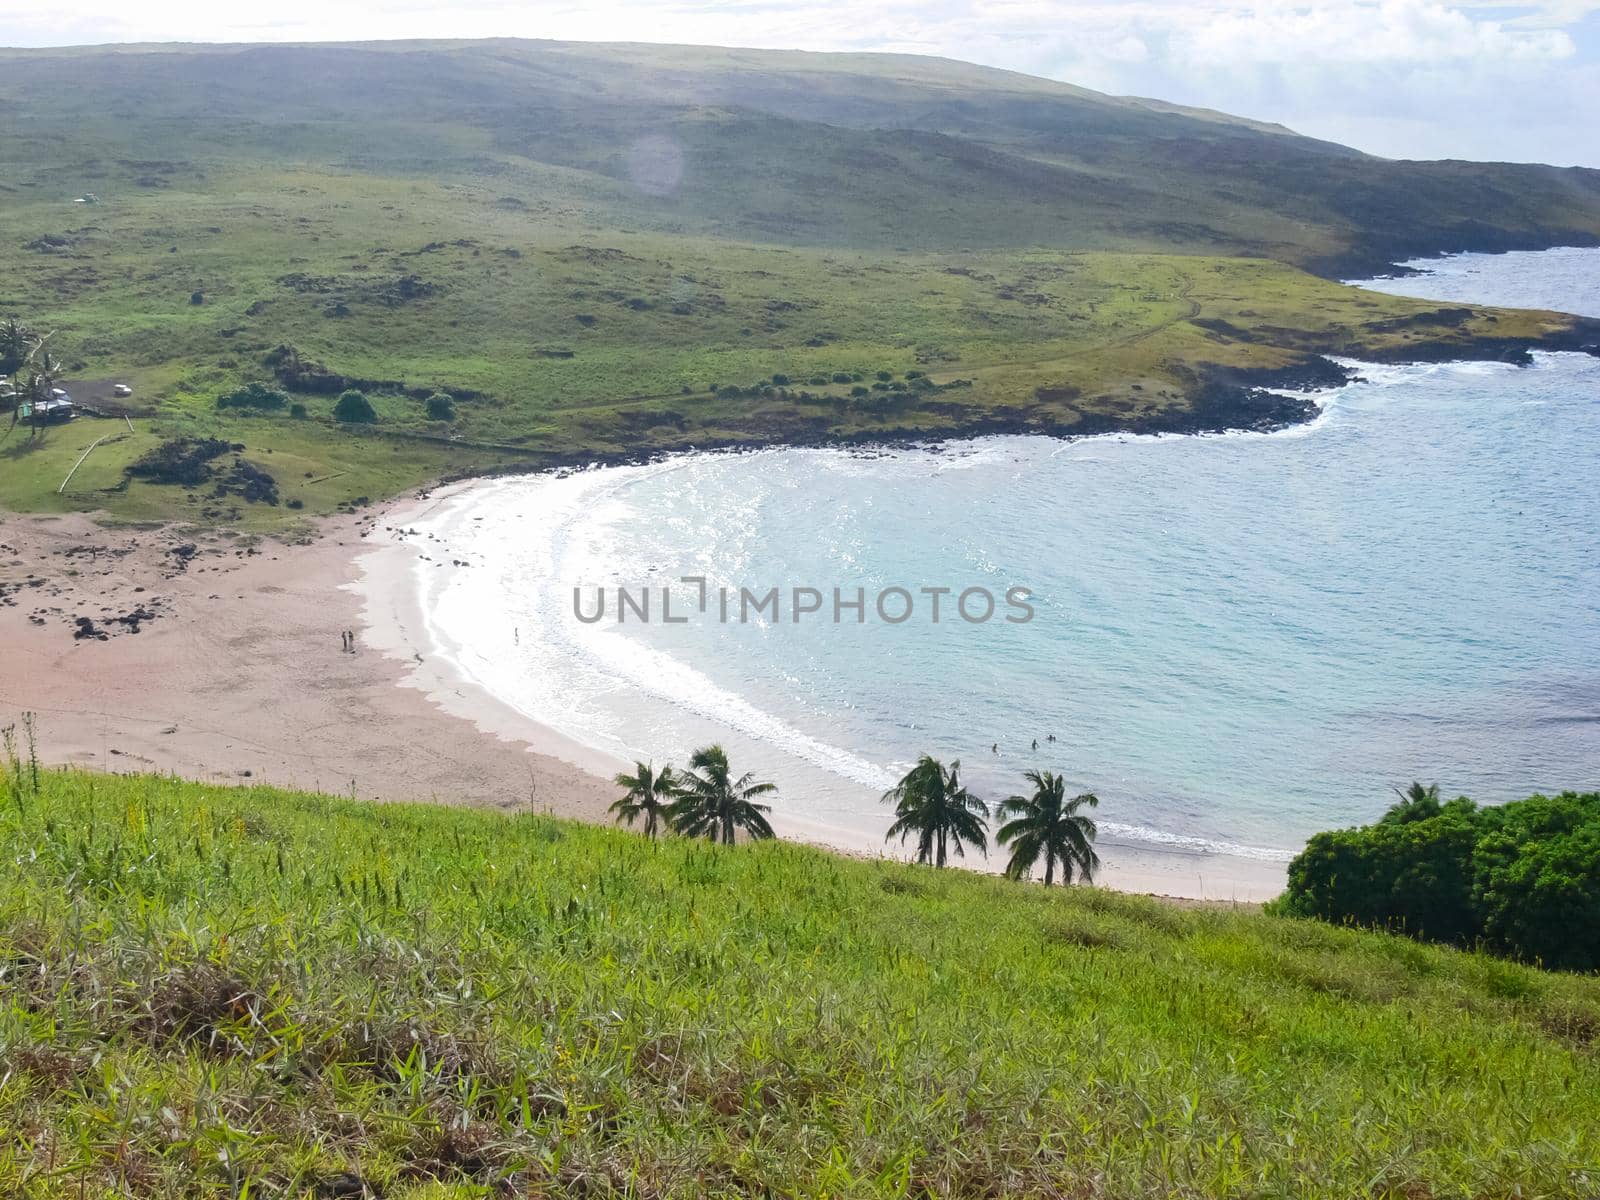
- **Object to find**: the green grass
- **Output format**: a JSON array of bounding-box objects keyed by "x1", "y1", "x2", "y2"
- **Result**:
[
  {"x1": 3, "y1": 40, "x2": 1598, "y2": 529},
  {"x1": 3, "y1": 763, "x2": 1598, "y2": 1197},
  {"x1": 2, "y1": 169, "x2": 1584, "y2": 531}
]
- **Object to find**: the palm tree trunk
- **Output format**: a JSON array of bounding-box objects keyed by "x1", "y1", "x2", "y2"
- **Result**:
[
  {"x1": 1044, "y1": 851, "x2": 1054, "y2": 887},
  {"x1": 937, "y1": 827, "x2": 946, "y2": 868}
]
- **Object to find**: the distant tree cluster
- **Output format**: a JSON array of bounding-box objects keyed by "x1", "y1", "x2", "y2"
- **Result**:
[
  {"x1": 212, "y1": 377, "x2": 460, "y2": 428},
  {"x1": 1272, "y1": 785, "x2": 1600, "y2": 970},
  {"x1": 705, "y1": 368, "x2": 960, "y2": 415}
]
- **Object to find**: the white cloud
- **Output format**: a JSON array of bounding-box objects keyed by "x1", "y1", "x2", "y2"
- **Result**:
[{"x1": 1174, "y1": 1, "x2": 1575, "y2": 64}]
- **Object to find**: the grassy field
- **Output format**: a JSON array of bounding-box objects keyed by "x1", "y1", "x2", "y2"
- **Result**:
[
  {"x1": 3, "y1": 40, "x2": 1600, "y2": 530},
  {"x1": 2, "y1": 171, "x2": 1589, "y2": 531},
  {"x1": 2, "y1": 762, "x2": 1598, "y2": 1197}
]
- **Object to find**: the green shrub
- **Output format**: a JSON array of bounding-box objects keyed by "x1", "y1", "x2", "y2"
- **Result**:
[
  {"x1": 217, "y1": 381, "x2": 289, "y2": 411},
  {"x1": 424, "y1": 392, "x2": 456, "y2": 421},
  {"x1": 1474, "y1": 794, "x2": 1600, "y2": 971},
  {"x1": 1274, "y1": 789, "x2": 1600, "y2": 969},
  {"x1": 831, "y1": 372, "x2": 852, "y2": 383},
  {"x1": 289, "y1": 402, "x2": 308, "y2": 419},
  {"x1": 333, "y1": 389, "x2": 377, "y2": 423},
  {"x1": 771, "y1": 373, "x2": 790, "y2": 386}
]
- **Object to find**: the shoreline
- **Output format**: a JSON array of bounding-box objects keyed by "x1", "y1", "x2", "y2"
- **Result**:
[
  {"x1": 11, "y1": 306, "x2": 1598, "y2": 903},
  {"x1": 0, "y1": 495, "x2": 1289, "y2": 902},
  {"x1": 359, "y1": 460, "x2": 1295, "y2": 903},
  {"x1": 402, "y1": 313, "x2": 1600, "y2": 493}
]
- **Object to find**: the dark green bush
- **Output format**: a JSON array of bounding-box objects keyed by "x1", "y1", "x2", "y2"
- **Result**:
[
  {"x1": 1274, "y1": 789, "x2": 1600, "y2": 969},
  {"x1": 831, "y1": 372, "x2": 852, "y2": 383},
  {"x1": 289, "y1": 402, "x2": 308, "y2": 419},
  {"x1": 333, "y1": 389, "x2": 377, "y2": 423},
  {"x1": 1473, "y1": 794, "x2": 1600, "y2": 971},
  {"x1": 425, "y1": 392, "x2": 456, "y2": 421}
]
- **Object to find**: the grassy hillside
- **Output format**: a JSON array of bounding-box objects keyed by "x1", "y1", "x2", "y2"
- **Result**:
[
  {"x1": 3, "y1": 40, "x2": 1600, "y2": 531},
  {"x1": 5, "y1": 40, "x2": 1599, "y2": 269},
  {"x1": 2, "y1": 764, "x2": 1598, "y2": 1197}
]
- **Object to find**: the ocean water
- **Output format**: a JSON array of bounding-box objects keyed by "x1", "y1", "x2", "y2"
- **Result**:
[{"x1": 398, "y1": 248, "x2": 1600, "y2": 867}]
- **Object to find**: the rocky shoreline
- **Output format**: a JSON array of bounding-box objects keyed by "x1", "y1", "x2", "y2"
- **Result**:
[{"x1": 425, "y1": 314, "x2": 1600, "y2": 488}]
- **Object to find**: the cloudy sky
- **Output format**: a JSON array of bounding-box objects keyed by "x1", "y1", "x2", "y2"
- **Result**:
[{"x1": 8, "y1": 1, "x2": 1598, "y2": 165}]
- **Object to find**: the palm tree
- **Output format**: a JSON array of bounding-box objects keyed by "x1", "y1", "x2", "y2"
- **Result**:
[
  {"x1": 995, "y1": 770, "x2": 1099, "y2": 886},
  {"x1": 0, "y1": 318, "x2": 31, "y2": 372},
  {"x1": 23, "y1": 349, "x2": 61, "y2": 437},
  {"x1": 668, "y1": 745, "x2": 776, "y2": 844},
  {"x1": 883, "y1": 755, "x2": 989, "y2": 867},
  {"x1": 1383, "y1": 781, "x2": 1441, "y2": 825},
  {"x1": 610, "y1": 761, "x2": 677, "y2": 839}
]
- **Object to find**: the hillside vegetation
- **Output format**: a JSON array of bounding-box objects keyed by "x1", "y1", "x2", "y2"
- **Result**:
[
  {"x1": 3, "y1": 40, "x2": 1600, "y2": 530},
  {"x1": 1277, "y1": 785, "x2": 1600, "y2": 971},
  {"x1": 2, "y1": 764, "x2": 1599, "y2": 1197}
]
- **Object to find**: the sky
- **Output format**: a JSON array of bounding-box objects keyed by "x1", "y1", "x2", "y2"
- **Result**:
[{"x1": 6, "y1": 1, "x2": 1598, "y2": 166}]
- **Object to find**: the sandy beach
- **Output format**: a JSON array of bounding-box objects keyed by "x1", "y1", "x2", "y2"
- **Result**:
[
  {"x1": 0, "y1": 497, "x2": 1285, "y2": 902},
  {"x1": 0, "y1": 501, "x2": 618, "y2": 821}
]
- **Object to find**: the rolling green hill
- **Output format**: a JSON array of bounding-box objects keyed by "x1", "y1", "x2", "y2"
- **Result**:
[
  {"x1": 6, "y1": 39, "x2": 1599, "y2": 270},
  {"x1": 3, "y1": 40, "x2": 1599, "y2": 529},
  {"x1": 2, "y1": 764, "x2": 1598, "y2": 1197}
]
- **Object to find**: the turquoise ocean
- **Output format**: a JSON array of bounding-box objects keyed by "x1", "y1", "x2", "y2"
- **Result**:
[{"x1": 398, "y1": 248, "x2": 1600, "y2": 882}]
